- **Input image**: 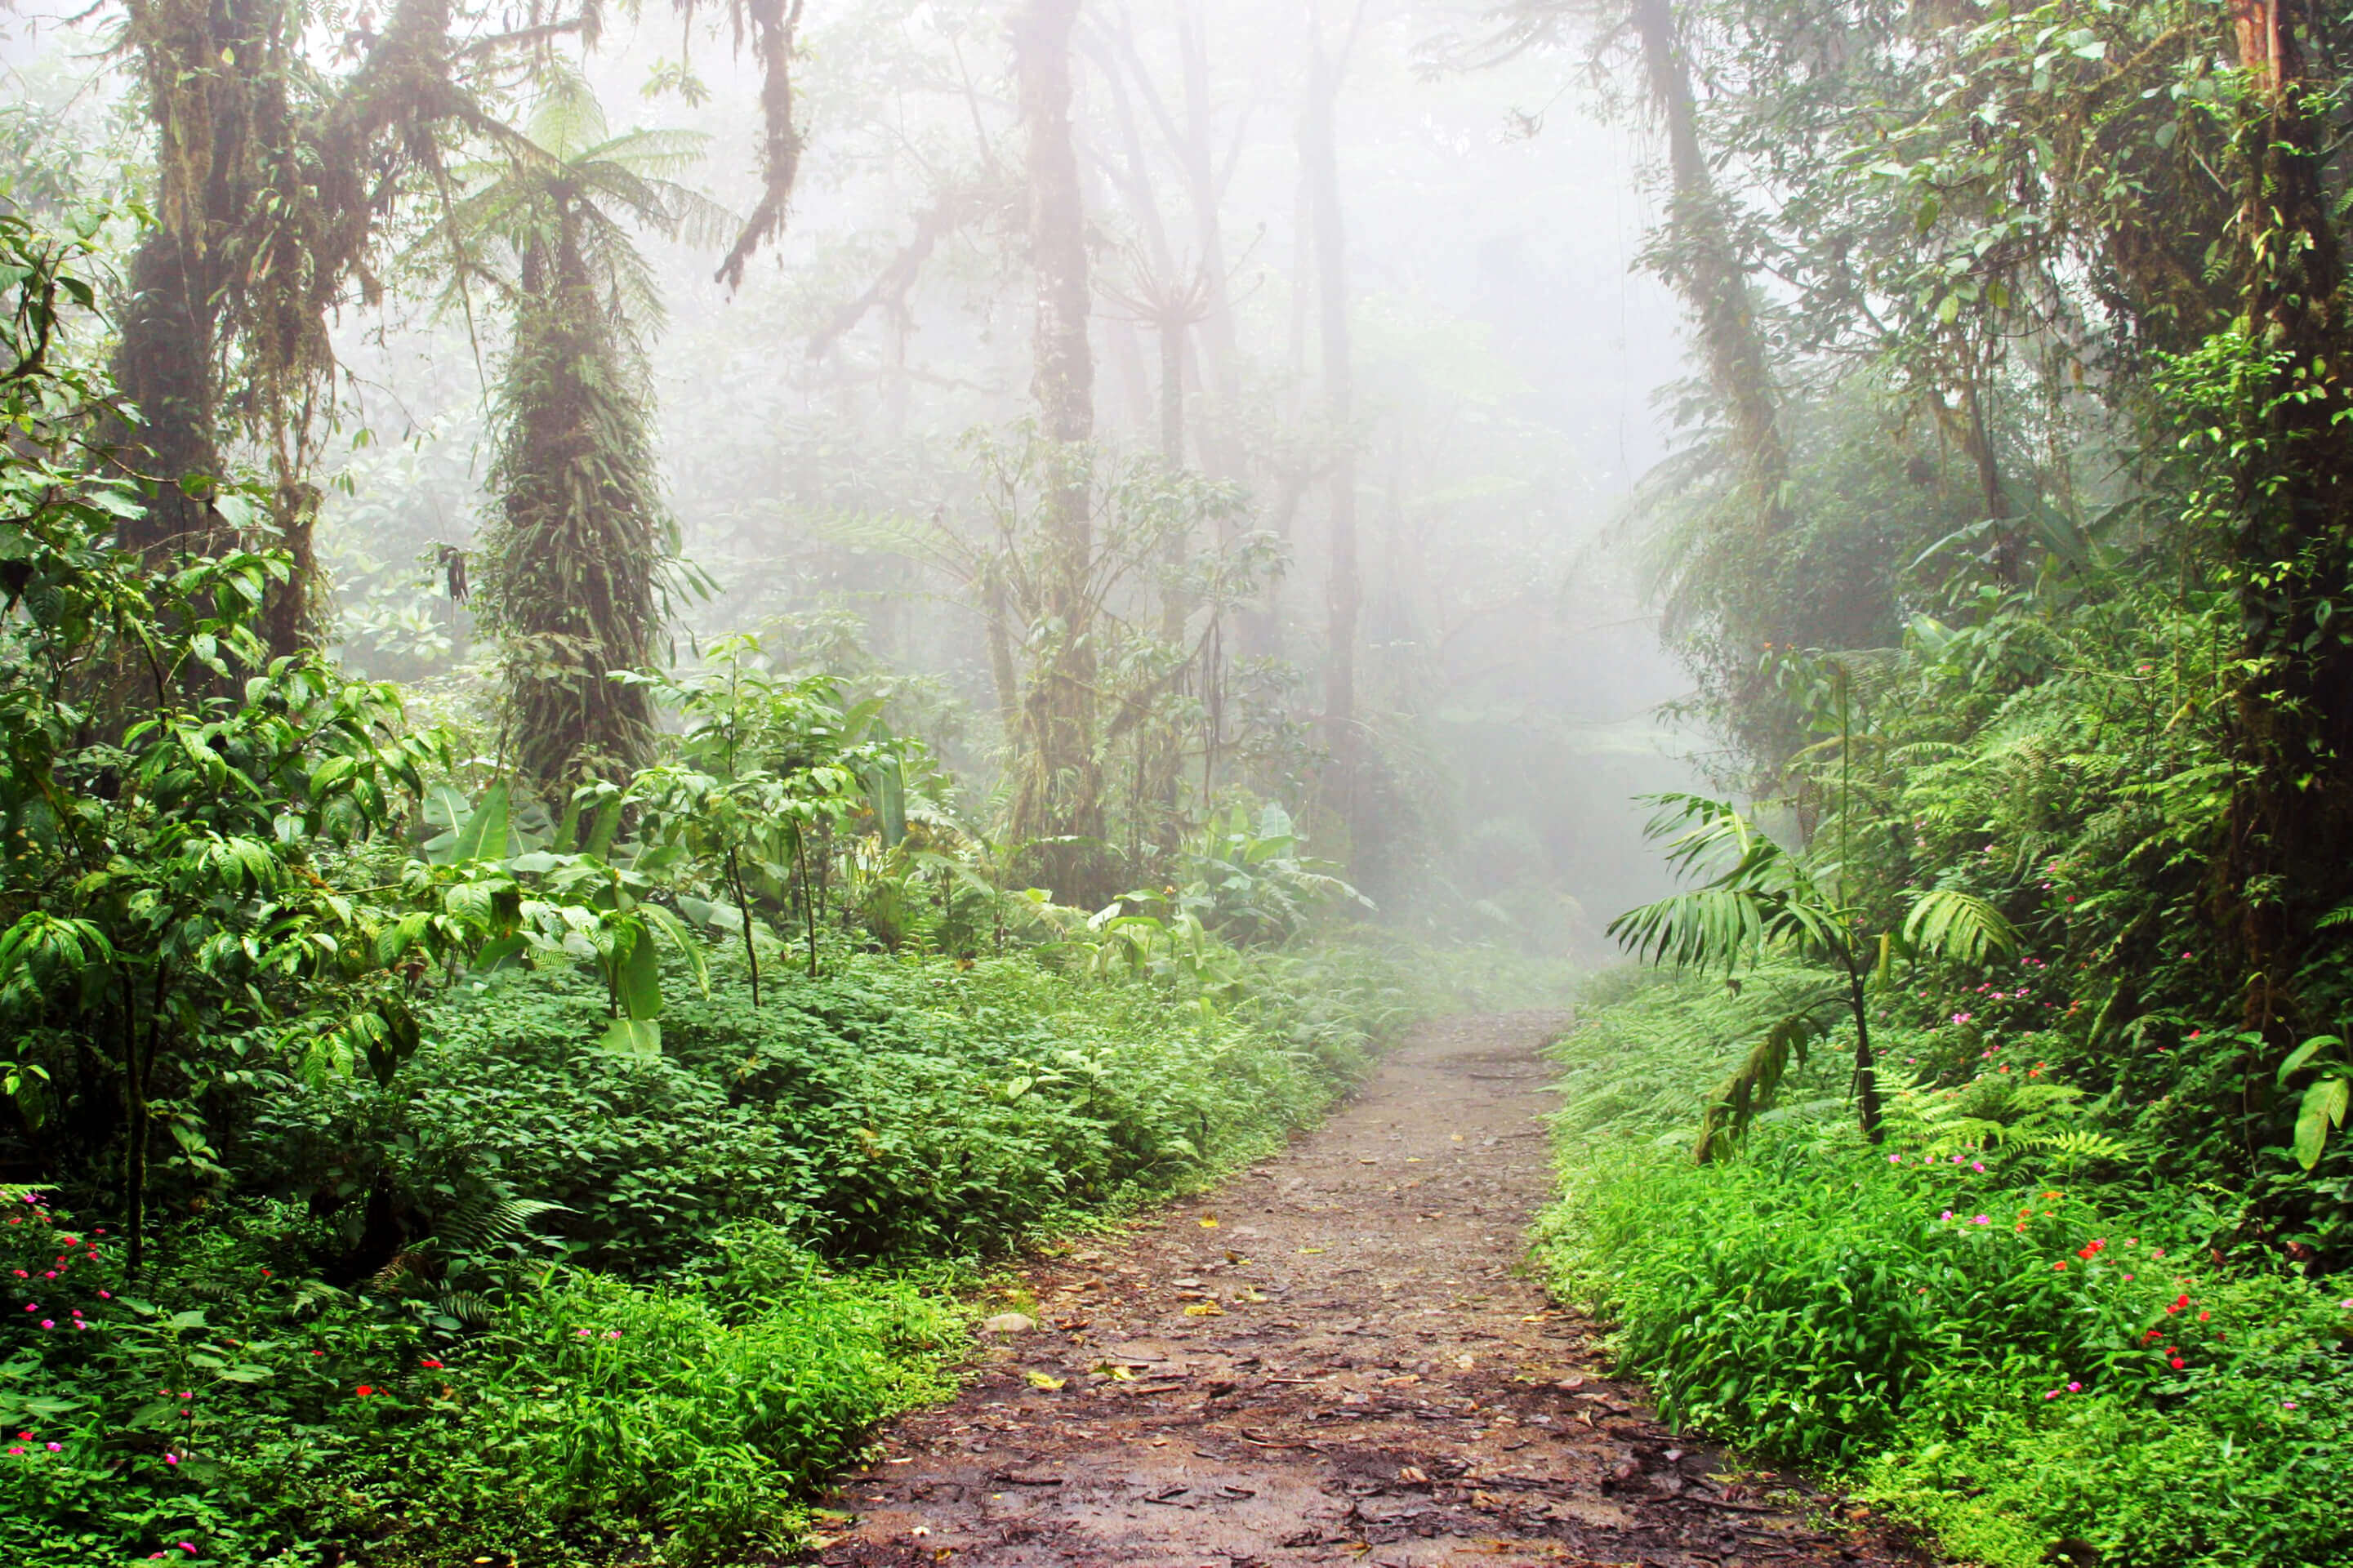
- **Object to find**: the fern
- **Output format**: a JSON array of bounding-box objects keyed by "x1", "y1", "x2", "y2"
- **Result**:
[
  {"x1": 1695, "y1": 1009, "x2": 1827, "y2": 1164},
  {"x1": 433, "y1": 1196, "x2": 567, "y2": 1254}
]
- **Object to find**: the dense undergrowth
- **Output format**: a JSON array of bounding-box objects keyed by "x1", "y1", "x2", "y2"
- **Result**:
[
  {"x1": 1540, "y1": 973, "x2": 2353, "y2": 1568},
  {"x1": 1, "y1": 936, "x2": 1426, "y2": 1567}
]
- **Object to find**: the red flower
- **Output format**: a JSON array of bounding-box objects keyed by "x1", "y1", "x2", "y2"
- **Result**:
[
  {"x1": 2169, "y1": 1357, "x2": 2185, "y2": 1370},
  {"x1": 355, "y1": 1385, "x2": 375, "y2": 1397},
  {"x1": 418, "y1": 1359, "x2": 443, "y2": 1370}
]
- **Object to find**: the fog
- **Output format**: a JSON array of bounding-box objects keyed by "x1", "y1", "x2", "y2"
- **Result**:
[{"x1": 3, "y1": 0, "x2": 1709, "y2": 954}]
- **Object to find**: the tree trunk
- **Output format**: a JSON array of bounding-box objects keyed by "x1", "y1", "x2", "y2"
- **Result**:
[
  {"x1": 1629, "y1": 0, "x2": 1788, "y2": 525},
  {"x1": 2220, "y1": 0, "x2": 2353, "y2": 1013},
  {"x1": 1302, "y1": 7, "x2": 1360, "y2": 831},
  {"x1": 1009, "y1": 0, "x2": 1106, "y2": 903}
]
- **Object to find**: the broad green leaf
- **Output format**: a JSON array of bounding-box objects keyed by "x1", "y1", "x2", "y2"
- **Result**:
[
  {"x1": 451, "y1": 782, "x2": 510, "y2": 865},
  {"x1": 2293, "y1": 1076, "x2": 2349, "y2": 1171},
  {"x1": 600, "y1": 1016, "x2": 661, "y2": 1059}
]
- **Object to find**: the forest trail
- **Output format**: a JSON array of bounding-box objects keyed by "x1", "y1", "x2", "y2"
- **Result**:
[{"x1": 800, "y1": 1013, "x2": 1924, "y2": 1568}]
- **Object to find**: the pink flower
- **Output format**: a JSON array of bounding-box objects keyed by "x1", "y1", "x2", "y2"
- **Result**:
[
  {"x1": 1972, "y1": 1215, "x2": 1990, "y2": 1225},
  {"x1": 1941, "y1": 1211, "x2": 1954, "y2": 1221},
  {"x1": 38, "y1": 1321, "x2": 51, "y2": 1329},
  {"x1": 2066, "y1": 1382, "x2": 2081, "y2": 1392},
  {"x1": 44, "y1": 1442, "x2": 58, "y2": 1451},
  {"x1": 164, "y1": 1454, "x2": 179, "y2": 1465}
]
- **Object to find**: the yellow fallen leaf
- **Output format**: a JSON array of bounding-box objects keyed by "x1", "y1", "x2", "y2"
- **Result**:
[
  {"x1": 1297, "y1": 1246, "x2": 1326, "y2": 1254},
  {"x1": 1094, "y1": 1362, "x2": 1136, "y2": 1381},
  {"x1": 1198, "y1": 1216, "x2": 1219, "y2": 1227},
  {"x1": 1451, "y1": 1134, "x2": 1464, "y2": 1143},
  {"x1": 1025, "y1": 1370, "x2": 1067, "y2": 1390},
  {"x1": 1183, "y1": 1301, "x2": 1225, "y2": 1316}
]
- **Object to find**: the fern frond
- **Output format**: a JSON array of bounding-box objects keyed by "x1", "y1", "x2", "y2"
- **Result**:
[
  {"x1": 1900, "y1": 889, "x2": 2019, "y2": 965},
  {"x1": 1694, "y1": 1009, "x2": 1828, "y2": 1164},
  {"x1": 433, "y1": 1196, "x2": 567, "y2": 1253}
]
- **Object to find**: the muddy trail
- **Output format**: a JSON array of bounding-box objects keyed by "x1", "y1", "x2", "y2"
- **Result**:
[{"x1": 801, "y1": 1013, "x2": 1925, "y2": 1568}]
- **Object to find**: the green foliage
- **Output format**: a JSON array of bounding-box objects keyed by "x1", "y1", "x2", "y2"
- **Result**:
[
  {"x1": 0, "y1": 1192, "x2": 954, "y2": 1567},
  {"x1": 461, "y1": 74, "x2": 721, "y2": 790},
  {"x1": 1607, "y1": 790, "x2": 2016, "y2": 1155},
  {"x1": 1539, "y1": 968, "x2": 2353, "y2": 1568}
]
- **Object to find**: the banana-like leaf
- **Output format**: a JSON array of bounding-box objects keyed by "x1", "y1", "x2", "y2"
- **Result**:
[
  {"x1": 2277, "y1": 1034, "x2": 2342, "y2": 1086},
  {"x1": 601, "y1": 1017, "x2": 661, "y2": 1060},
  {"x1": 616, "y1": 923, "x2": 662, "y2": 1021},
  {"x1": 451, "y1": 782, "x2": 510, "y2": 865},
  {"x1": 2293, "y1": 1075, "x2": 2350, "y2": 1171}
]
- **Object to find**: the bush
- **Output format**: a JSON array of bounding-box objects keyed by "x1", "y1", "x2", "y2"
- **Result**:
[
  {"x1": 243, "y1": 947, "x2": 1372, "y2": 1272},
  {"x1": 0, "y1": 1200, "x2": 953, "y2": 1567},
  {"x1": 1537, "y1": 969, "x2": 2353, "y2": 1568}
]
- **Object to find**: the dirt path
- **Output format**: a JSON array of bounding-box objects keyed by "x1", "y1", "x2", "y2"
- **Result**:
[{"x1": 803, "y1": 1013, "x2": 1922, "y2": 1568}]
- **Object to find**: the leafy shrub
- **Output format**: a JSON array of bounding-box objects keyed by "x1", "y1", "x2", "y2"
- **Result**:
[
  {"x1": 1538, "y1": 969, "x2": 2353, "y2": 1568},
  {"x1": 0, "y1": 1202, "x2": 952, "y2": 1566},
  {"x1": 245, "y1": 947, "x2": 1372, "y2": 1272}
]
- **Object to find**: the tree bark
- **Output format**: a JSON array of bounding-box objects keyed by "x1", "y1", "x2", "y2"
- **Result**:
[
  {"x1": 1629, "y1": 0, "x2": 1788, "y2": 525},
  {"x1": 1009, "y1": 0, "x2": 1107, "y2": 902},
  {"x1": 2219, "y1": 0, "x2": 2353, "y2": 1012}
]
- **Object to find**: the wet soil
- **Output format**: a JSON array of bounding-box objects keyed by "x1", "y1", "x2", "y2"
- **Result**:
[{"x1": 800, "y1": 1013, "x2": 1926, "y2": 1568}]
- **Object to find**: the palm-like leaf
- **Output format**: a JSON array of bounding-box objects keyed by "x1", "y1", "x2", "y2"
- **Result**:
[
  {"x1": 1694, "y1": 1007, "x2": 1829, "y2": 1164},
  {"x1": 1897, "y1": 888, "x2": 2019, "y2": 966},
  {"x1": 1607, "y1": 794, "x2": 1849, "y2": 972}
]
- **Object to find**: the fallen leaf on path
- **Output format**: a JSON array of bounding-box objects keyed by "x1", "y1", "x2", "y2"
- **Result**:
[
  {"x1": 1023, "y1": 1371, "x2": 1065, "y2": 1390},
  {"x1": 1297, "y1": 1246, "x2": 1326, "y2": 1254},
  {"x1": 1183, "y1": 1302, "x2": 1225, "y2": 1316},
  {"x1": 1095, "y1": 1363, "x2": 1136, "y2": 1381},
  {"x1": 1198, "y1": 1216, "x2": 1219, "y2": 1227}
]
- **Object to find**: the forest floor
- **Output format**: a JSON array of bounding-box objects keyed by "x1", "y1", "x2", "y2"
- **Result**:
[{"x1": 795, "y1": 1013, "x2": 1927, "y2": 1568}]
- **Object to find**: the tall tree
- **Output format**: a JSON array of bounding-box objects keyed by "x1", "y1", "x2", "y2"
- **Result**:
[
  {"x1": 1627, "y1": 0, "x2": 1788, "y2": 526},
  {"x1": 2211, "y1": 0, "x2": 2353, "y2": 1005},
  {"x1": 1009, "y1": 0, "x2": 1107, "y2": 901},
  {"x1": 458, "y1": 78, "x2": 720, "y2": 791}
]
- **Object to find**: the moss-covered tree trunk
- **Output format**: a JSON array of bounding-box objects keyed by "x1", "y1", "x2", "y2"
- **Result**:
[
  {"x1": 2220, "y1": 0, "x2": 2353, "y2": 1017},
  {"x1": 480, "y1": 213, "x2": 666, "y2": 791}
]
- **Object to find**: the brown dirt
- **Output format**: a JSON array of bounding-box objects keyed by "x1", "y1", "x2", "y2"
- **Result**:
[{"x1": 800, "y1": 1013, "x2": 1927, "y2": 1568}]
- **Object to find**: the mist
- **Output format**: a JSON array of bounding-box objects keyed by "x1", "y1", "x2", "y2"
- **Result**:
[{"x1": 7, "y1": 0, "x2": 1705, "y2": 960}]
